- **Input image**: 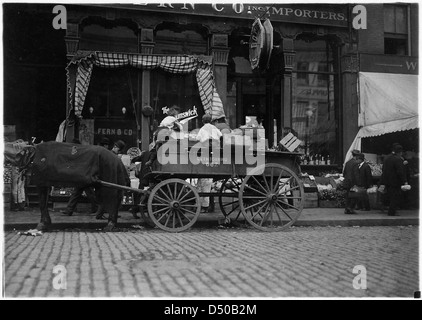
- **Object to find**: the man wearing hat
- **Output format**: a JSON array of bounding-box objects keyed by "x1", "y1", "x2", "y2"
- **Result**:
[
  {"x1": 355, "y1": 153, "x2": 373, "y2": 211},
  {"x1": 112, "y1": 140, "x2": 126, "y2": 156},
  {"x1": 342, "y1": 149, "x2": 361, "y2": 214},
  {"x1": 380, "y1": 144, "x2": 408, "y2": 216}
]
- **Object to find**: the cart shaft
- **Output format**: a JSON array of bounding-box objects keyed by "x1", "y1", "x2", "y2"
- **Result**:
[{"x1": 97, "y1": 180, "x2": 145, "y2": 194}]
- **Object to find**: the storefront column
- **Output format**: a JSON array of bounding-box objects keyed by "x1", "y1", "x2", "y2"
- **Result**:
[
  {"x1": 64, "y1": 22, "x2": 80, "y2": 142},
  {"x1": 211, "y1": 34, "x2": 230, "y2": 120},
  {"x1": 341, "y1": 53, "x2": 359, "y2": 158},
  {"x1": 280, "y1": 38, "x2": 295, "y2": 129},
  {"x1": 140, "y1": 28, "x2": 155, "y2": 150}
]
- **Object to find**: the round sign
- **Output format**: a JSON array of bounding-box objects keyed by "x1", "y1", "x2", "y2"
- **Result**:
[
  {"x1": 249, "y1": 18, "x2": 264, "y2": 71},
  {"x1": 249, "y1": 19, "x2": 273, "y2": 71}
]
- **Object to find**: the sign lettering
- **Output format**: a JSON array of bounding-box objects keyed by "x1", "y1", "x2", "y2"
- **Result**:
[{"x1": 108, "y1": 3, "x2": 348, "y2": 27}]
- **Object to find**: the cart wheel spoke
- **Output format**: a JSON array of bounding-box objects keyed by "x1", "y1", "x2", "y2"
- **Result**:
[
  {"x1": 243, "y1": 183, "x2": 268, "y2": 197},
  {"x1": 153, "y1": 193, "x2": 171, "y2": 205},
  {"x1": 157, "y1": 188, "x2": 172, "y2": 202},
  {"x1": 275, "y1": 201, "x2": 294, "y2": 221},
  {"x1": 218, "y1": 178, "x2": 244, "y2": 221},
  {"x1": 250, "y1": 175, "x2": 270, "y2": 194}
]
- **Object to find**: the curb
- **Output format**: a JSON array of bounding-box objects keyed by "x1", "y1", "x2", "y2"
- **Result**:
[{"x1": 3, "y1": 217, "x2": 419, "y2": 231}]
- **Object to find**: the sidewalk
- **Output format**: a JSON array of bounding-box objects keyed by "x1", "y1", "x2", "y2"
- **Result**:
[{"x1": 2, "y1": 205, "x2": 419, "y2": 231}]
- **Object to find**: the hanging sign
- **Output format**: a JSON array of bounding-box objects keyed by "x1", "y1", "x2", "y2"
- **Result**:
[{"x1": 249, "y1": 18, "x2": 273, "y2": 71}]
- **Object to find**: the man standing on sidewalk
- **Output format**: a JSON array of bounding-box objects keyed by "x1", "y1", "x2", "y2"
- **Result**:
[
  {"x1": 343, "y1": 149, "x2": 360, "y2": 214},
  {"x1": 379, "y1": 144, "x2": 408, "y2": 216},
  {"x1": 355, "y1": 153, "x2": 373, "y2": 211}
]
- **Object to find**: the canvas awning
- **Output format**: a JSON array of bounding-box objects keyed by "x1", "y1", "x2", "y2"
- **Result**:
[
  {"x1": 345, "y1": 72, "x2": 418, "y2": 163},
  {"x1": 65, "y1": 51, "x2": 225, "y2": 120}
]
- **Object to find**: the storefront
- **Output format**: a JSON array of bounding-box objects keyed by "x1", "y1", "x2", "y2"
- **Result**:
[
  {"x1": 345, "y1": 53, "x2": 419, "y2": 208},
  {"x1": 62, "y1": 3, "x2": 353, "y2": 169}
]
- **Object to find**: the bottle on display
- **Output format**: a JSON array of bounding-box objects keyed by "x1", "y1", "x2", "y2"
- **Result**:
[
  {"x1": 315, "y1": 154, "x2": 319, "y2": 165},
  {"x1": 326, "y1": 155, "x2": 331, "y2": 165},
  {"x1": 309, "y1": 155, "x2": 314, "y2": 165},
  {"x1": 320, "y1": 156, "x2": 325, "y2": 165}
]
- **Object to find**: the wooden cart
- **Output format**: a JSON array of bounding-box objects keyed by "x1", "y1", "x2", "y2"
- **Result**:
[
  {"x1": 101, "y1": 142, "x2": 304, "y2": 232},
  {"x1": 126, "y1": 140, "x2": 305, "y2": 232}
]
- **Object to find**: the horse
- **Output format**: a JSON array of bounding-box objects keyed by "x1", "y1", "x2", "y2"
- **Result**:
[{"x1": 4, "y1": 140, "x2": 130, "y2": 232}]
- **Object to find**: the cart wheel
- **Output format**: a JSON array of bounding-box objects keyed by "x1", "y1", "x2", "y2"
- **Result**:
[
  {"x1": 218, "y1": 177, "x2": 247, "y2": 224},
  {"x1": 148, "y1": 178, "x2": 200, "y2": 232},
  {"x1": 239, "y1": 163, "x2": 304, "y2": 231}
]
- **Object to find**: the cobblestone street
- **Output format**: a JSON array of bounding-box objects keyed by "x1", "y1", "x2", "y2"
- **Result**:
[{"x1": 3, "y1": 225, "x2": 419, "y2": 298}]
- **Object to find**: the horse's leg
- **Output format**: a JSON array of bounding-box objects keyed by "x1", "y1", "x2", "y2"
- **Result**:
[
  {"x1": 103, "y1": 190, "x2": 122, "y2": 232},
  {"x1": 36, "y1": 186, "x2": 52, "y2": 231}
]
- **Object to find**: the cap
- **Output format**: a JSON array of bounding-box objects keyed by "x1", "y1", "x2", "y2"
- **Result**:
[
  {"x1": 393, "y1": 144, "x2": 403, "y2": 153},
  {"x1": 114, "y1": 140, "x2": 126, "y2": 151},
  {"x1": 351, "y1": 149, "x2": 361, "y2": 156}
]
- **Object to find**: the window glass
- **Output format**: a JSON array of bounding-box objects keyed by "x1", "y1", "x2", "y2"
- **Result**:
[
  {"x1": 395, "y1": 6, "x2": 408, "y2": 34},
  {"x1": 292, "y1": 38, "x2": 338, "y2": 164},
  {"x1": 83, "y1": 67, "x2": 138, "y2": 119},
  {"x1": 150, "y1": 70, "x2": 202, "y2": 131},
  {"x1": 384, "y1": 38, "x2": 408, "y2": 55},
  {"x1": 384, "y1": 5, "x2": 396, "y2": 33}
]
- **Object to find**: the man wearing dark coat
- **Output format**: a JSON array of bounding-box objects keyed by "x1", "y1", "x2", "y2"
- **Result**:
[
  {"x1": 343, "y1": 149, "x2": 361, "y2": 214},
  {"x1": 380, "y1": 144, "x2": 408, "y2": 216},
  {"x1": 355, "y1": 153, "x2": 373, "y2": 211}
]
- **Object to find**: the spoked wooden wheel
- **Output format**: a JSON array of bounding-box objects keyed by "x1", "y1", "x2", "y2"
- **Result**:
[
  {"x1": 148, "y1": 178, "x2": 200, "y2": 232},
  {"x1": 218, "y1": 177, "x2": 245, "y2": 223},
  {"x1": 239, "y1": 163, "x2": 304, "y2": 231}
]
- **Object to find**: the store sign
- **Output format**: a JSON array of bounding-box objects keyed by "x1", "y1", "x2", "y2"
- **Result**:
[
  {"x1": 105, "y1": 3, "x2": 348, "y2": 27},
  {"x1": 360, "y1": 54, "x2": 418, "y2": 75},
  {"x1": 249, "y1": 19, "x2": 273, "y2": 71},
  {"x1": 94, "y1": 119, "x2": 137, "y2": 148},
  {"x1": 296, "y1": 86, "x2": 328, "y2": 100}
]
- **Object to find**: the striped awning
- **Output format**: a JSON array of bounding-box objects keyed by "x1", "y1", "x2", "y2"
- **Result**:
[{"x1": 66, "y1": 51, "x2": 225, "y2": 120}]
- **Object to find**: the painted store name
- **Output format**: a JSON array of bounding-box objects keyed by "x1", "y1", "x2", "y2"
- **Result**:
[
  {"x1": 97, "y1": 128, "x2": 133, "y2": 136},
  {"x1": 136, "y1": 3, "x2": 347, "y2": 21}
]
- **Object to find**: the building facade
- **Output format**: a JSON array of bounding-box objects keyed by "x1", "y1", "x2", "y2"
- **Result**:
[{"x1": 3, "y1": 3, "x2": 419, "y2": 168}]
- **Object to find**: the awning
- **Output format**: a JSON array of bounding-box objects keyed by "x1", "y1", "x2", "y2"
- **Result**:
[
  {"x1": 345, "y1": 72, "x2": 419, "y2": 163},
  {"x1": 65, "y1": 51, "x2": 225, "y2": 120}
]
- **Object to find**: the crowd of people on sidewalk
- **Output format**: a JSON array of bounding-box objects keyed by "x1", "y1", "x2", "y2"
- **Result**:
[{"x1": 342, "y1": 144, "x2": 410, "y2": 216}]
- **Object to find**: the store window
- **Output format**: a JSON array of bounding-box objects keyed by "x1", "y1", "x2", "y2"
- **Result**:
[
  {"x1": 83, "y1": 67, "x2": 138, "y2": 119},
  {"x1": 384, "y1": 4, "x2": 409, "y2": 55},
  {"x1": 81, "y1": 66, "x2": 139, "y2": 147},
  {"x1": 150, "y1": 70, "x2": 203, "y2": 131},
  {"x1": 292, "y1": 37, "x2": 339, "y2": 164}
]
